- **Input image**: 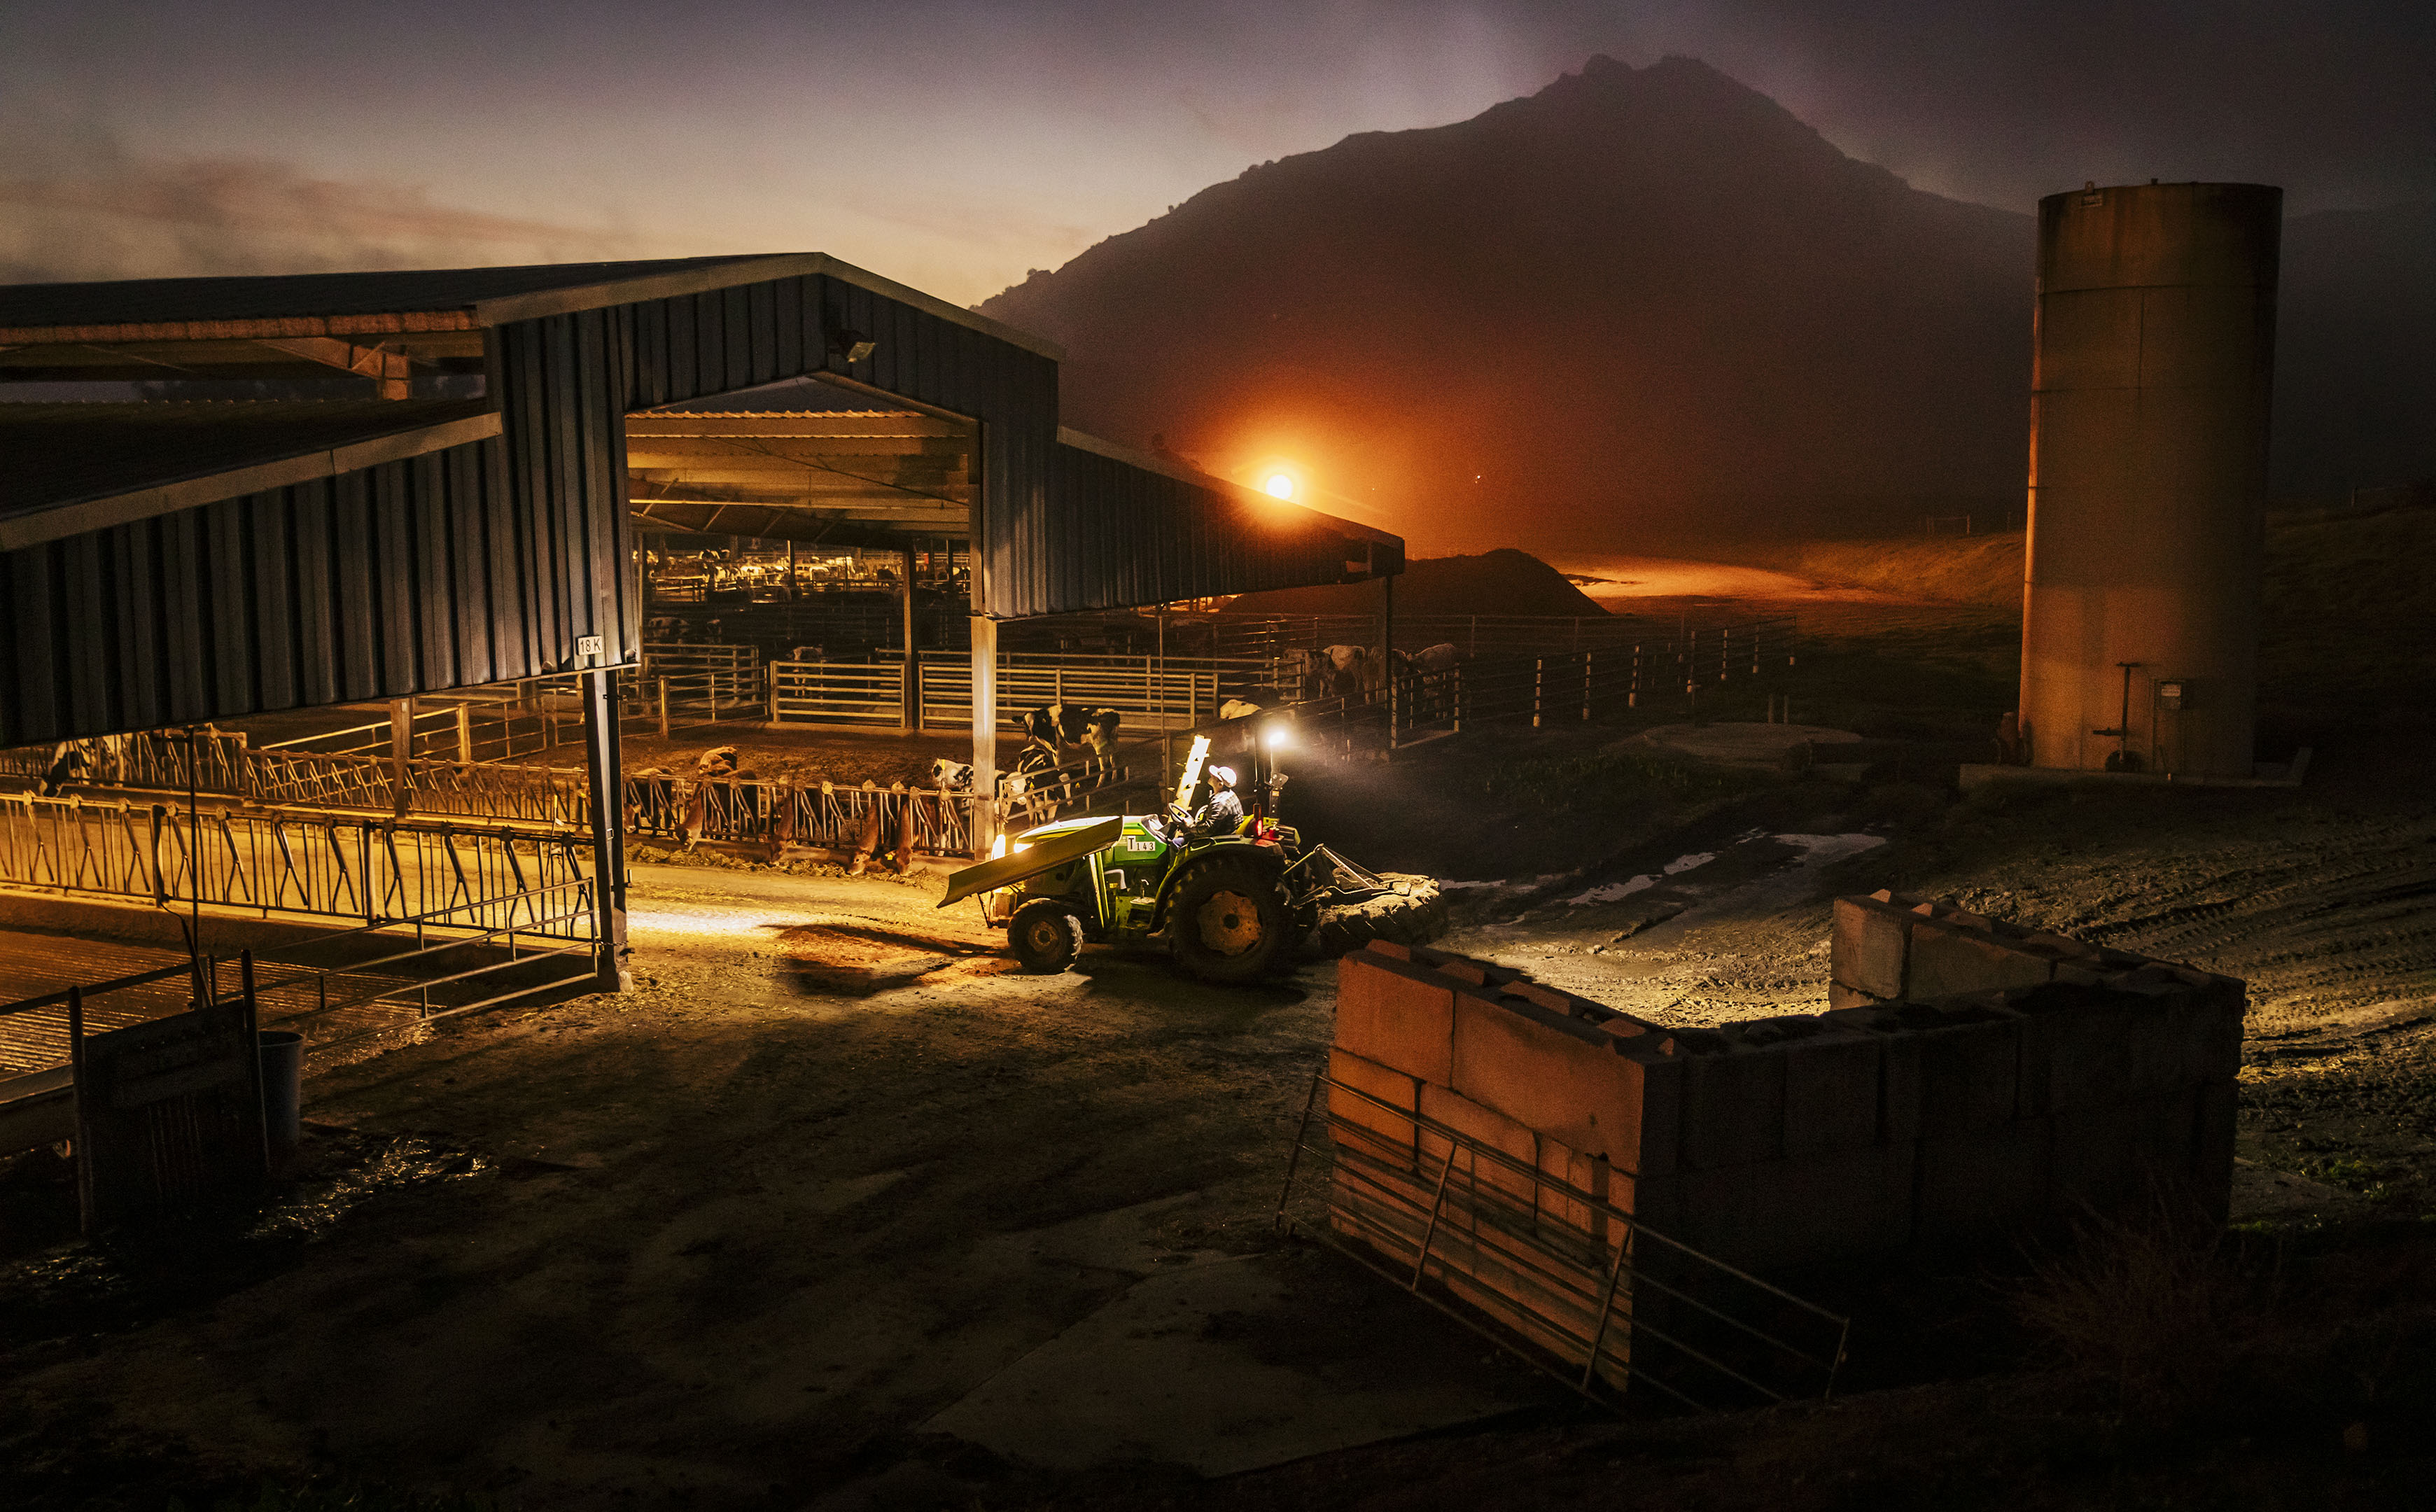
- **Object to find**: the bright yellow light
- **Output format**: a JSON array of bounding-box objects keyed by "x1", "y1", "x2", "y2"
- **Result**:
[
  {"x1": 1264, "y1": 724, "x2": 1296, "y2": 751},
  {"x1": 1264, "y1": 472, "x2": 1296, "y2": 500}
]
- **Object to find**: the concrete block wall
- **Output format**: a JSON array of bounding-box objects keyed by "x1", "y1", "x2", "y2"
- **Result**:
[{"x1": 1325, "y1": 897, "x2": 2246, "y2": 1364}]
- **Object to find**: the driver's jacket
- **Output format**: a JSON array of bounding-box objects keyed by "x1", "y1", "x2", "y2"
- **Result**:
[{"x1": 1188, "y1": 787, "x2": 1245, "y2": 836}]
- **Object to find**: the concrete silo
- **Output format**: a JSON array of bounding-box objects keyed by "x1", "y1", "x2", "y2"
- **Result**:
[{"x1": 2019, "y1": 181, "x2": 2282, "y2": 778}]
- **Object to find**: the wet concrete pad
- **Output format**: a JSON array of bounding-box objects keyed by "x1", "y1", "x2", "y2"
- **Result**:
[{"x1": 923, "y1": 1251, "x2": 1551, "y2": 1478}]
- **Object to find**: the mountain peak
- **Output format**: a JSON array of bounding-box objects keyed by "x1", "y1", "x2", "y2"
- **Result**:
[{"x1": 981, "y1": 57, "x2": 2035, "y2": 552}]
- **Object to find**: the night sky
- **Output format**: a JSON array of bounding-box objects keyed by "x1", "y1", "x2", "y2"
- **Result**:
[{"x1": 4, "y1": 1, "x2": 2431, "y2": 304}]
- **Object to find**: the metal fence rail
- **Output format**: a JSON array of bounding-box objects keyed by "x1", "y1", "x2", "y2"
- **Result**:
[
  {"x1": 766, "y1": 652, "x2": 1269, "y2": 733},
  {"x1": 769, "y1": 661, "x2": 906, "y2": 728},
  {"x1": 1213, "y1": 612, "x2": 1800, "y2": 663},
  {"x1": 918, "y1": 652, "x2": 1252, "y2": 733},
  {"x1": 1278, "y1": 1072, "x2": 1848, "y2": 1412},
  {"x1": 1273, "y1": 621, "x2": 1798, "y2": 750},
  {"x1": 0, "y1": 793, "x2": 593, "y2": 935}
]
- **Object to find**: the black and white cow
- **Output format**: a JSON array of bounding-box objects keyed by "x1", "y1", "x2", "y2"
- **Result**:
[
  {"x1": 36, "y1": 743, "x2": 90, "y2": 797},
  {"x1": 1018, "y1": 701, "x2": 1121, "y2": 764}
]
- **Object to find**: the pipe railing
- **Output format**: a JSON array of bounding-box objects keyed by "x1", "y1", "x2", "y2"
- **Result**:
[{"x1": 0, "y1": 793, "x2": 592, "y2": 936}]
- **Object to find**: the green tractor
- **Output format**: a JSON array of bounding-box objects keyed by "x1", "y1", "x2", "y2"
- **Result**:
[{"x1": 937, "y1": 734, "x2": 1390, "y2": 983}]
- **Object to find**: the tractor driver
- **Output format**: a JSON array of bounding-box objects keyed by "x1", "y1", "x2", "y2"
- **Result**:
[{"x1": 1180, "y1": 764, "x2": 1245, "y2": 838}]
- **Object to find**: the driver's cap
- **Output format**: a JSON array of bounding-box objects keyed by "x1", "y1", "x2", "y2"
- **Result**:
[{"x1": 1206, "y1": 764, "x2": 1238, "y2": 787}]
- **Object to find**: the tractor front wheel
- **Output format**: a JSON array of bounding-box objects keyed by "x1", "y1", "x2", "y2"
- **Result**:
[
  {"x1": 1168, "y1": 858, "x2": 1292, "y2": 984},
  {"x1": 1009, "y1": 899, "x2": 1085, "y2": 974}
]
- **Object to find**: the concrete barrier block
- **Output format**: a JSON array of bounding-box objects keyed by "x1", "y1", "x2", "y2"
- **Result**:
[
  {"x1": 2034, "y1": 1000, "x2": 2135, "y2": 1112},
  {"x1": 1673, "y1": 1144, "x2": 1917, "y2": 1272},
  {"x1": 1328, "y1": 1046, "x2": 1420, "y2": 1170},
  {"x1": 2192, "y1": 1082, "x2": 2236, "y2": 1223},
  {"x1": 1833, "y1": 894, "x2": 1914, "y2": 999},
  {"x1": 1909, "y1": 919, "x2": 2055, "y2": 1002},
  {"x1": 2188, "y1": 979, "x2": 2248, "y2": 1084},
  {"x1": 1536, "y1": 1136, "x2": 1600, "y2": 1239},
  {"x1": 2118, "y1": 988, "x2": 2194, "y2": 1096},
  {"x1": 1913, "y1": 1014, "x2": 2023, "y2": 1135},
  {"x1": 1829, "y1": 982, "x2": 1896, "y2": 1011},
  {"x1": 1916, "y1": 1119, "x2": 2050, "y2": 1246},
  {"x1": 1680, "y1": 1045, "x2": 1786, "y2": 1170},
  {"x1": 2128, "y1": 1086, "x2": 2200, "y2": 1177},
  {"x1": 1410, "y1": 947, "x2": 1521, "y2": 990},
  {"x1": 1336, "y1": 950, "x2": 1457, "y2": 1086},
  {"x1": 1781, "y1": 1029, "x2": 1884, "y2": 1156},
  {"x1": 2024, "y1": 930, "x2": 2101, "y2": 961},
  {"x1": 1451, "y1": 992, "x2": 1652, "y2": 1172},
  {"x1": 1877, "y1": 1028, "x2": 1921, "y2": 1141},
  {"x1": 1499, "y1": 981, "x2": 1579, "y2": 1016},
  {"x1": 1619, "y1": 1168, "x2": 1682, "y2": 1238},
  {"x1": 1604, "y1": 1041, "x2": 1685, "y2": 1177},
  {"x1": 1418, "y1": 1084, "x2": 1540, "y2": 1208},
  {"x1": 2048, "y1": 1100, "x2": 2141, "y2": 1214}
]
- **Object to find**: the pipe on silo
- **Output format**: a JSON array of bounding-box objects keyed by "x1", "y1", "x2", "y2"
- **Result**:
[{"x1": 2019, "y1": 181, "x2": 2281, "y2": 778}]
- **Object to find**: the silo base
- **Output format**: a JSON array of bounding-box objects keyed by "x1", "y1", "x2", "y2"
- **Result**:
[{"x1": 1958, "y1": 749, "x2": 2310, "y2": 795}]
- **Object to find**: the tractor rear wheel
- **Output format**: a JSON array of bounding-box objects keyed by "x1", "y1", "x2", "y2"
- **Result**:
[
  {"x1": 1009, "y1": 899, "x2": 1085, "y2": 974},
  {"x1": 1168, "y1": 857, "x2": 1292, "y2": 984}
]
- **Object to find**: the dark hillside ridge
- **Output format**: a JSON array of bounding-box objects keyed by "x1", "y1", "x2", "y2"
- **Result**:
[
  {"x1": 1224, "y1": 548, "x2": 1606, "y2": 619},
  {"x1": 985, "y1": 55, "x2": 2030, "y2": 553},
  {"x1": 986, "y1": 57, "x2": 2435, "y2": 552}
]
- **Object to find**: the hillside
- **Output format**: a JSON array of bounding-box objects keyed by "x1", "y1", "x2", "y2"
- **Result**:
[
  {"x1": 986, "y1": 57, "x2": 2436, "y2": 556},
  {"x1": 984, "y1": 56, "x2": 2029, "y2": 554},
  {"x1": 1224, "y1": 548, "x2": 1606, "y2": 619}
]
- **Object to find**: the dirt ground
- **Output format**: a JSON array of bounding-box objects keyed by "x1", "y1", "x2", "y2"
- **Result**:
[{"x1": 8, "y1": 528, "x2": 2436, "y2": 1508}]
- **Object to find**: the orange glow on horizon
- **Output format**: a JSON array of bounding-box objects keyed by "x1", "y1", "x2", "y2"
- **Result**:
[{"x1": 1263, "y1": 472, "x2": 1296, "y2": 500}]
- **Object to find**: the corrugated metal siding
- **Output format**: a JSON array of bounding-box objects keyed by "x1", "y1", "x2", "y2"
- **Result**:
[
  {"x1": 0, "y1": 433, "x2": 564, "y2": 746},
  {"x1": 493, "y1": 309, "x2": 638, "y2": 668}
]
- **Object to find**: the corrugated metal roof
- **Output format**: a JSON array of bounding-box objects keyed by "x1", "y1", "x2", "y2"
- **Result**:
[
  {"x1": 0, "y1": 400, "x2": 497, "y2": 550},
  {"x1": 0, "y1": 256, "x2": 774, "y2": 328},
  {"x1": 0, "y1": 252, "x2": 1063, "y2": 360}
]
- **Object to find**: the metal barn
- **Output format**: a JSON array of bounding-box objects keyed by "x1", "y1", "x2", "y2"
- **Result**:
[{"x1": 0, "y1": 253, "x2": 1404, "y2": 989}]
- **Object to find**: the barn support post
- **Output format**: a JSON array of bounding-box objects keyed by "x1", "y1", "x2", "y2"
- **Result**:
[
  {"x1": 900, "y1": 547, "x2": 920, "y2": 735},
  {"x1": 580, "y1": 668, "x2": 631, "y2": 992},
  {"x1": 388, "y1": 699, "x2": 414, "y2": 816},
  {"x1": 969, "y1": 615, "x2": 998, "y2": 854}
]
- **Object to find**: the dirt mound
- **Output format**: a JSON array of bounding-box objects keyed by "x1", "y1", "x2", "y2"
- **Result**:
[
  {"x1": 1225, "y1": 548, "x2": 1606, "y2": 619},
  {"x1": 1305, "y1": 875, "x2": 1448, "y2": 959}
]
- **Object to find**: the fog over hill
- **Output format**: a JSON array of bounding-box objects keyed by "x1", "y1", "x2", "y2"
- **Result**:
[{"x1": 983, "y1": 56, "x2": 2436, "y2": 554}]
